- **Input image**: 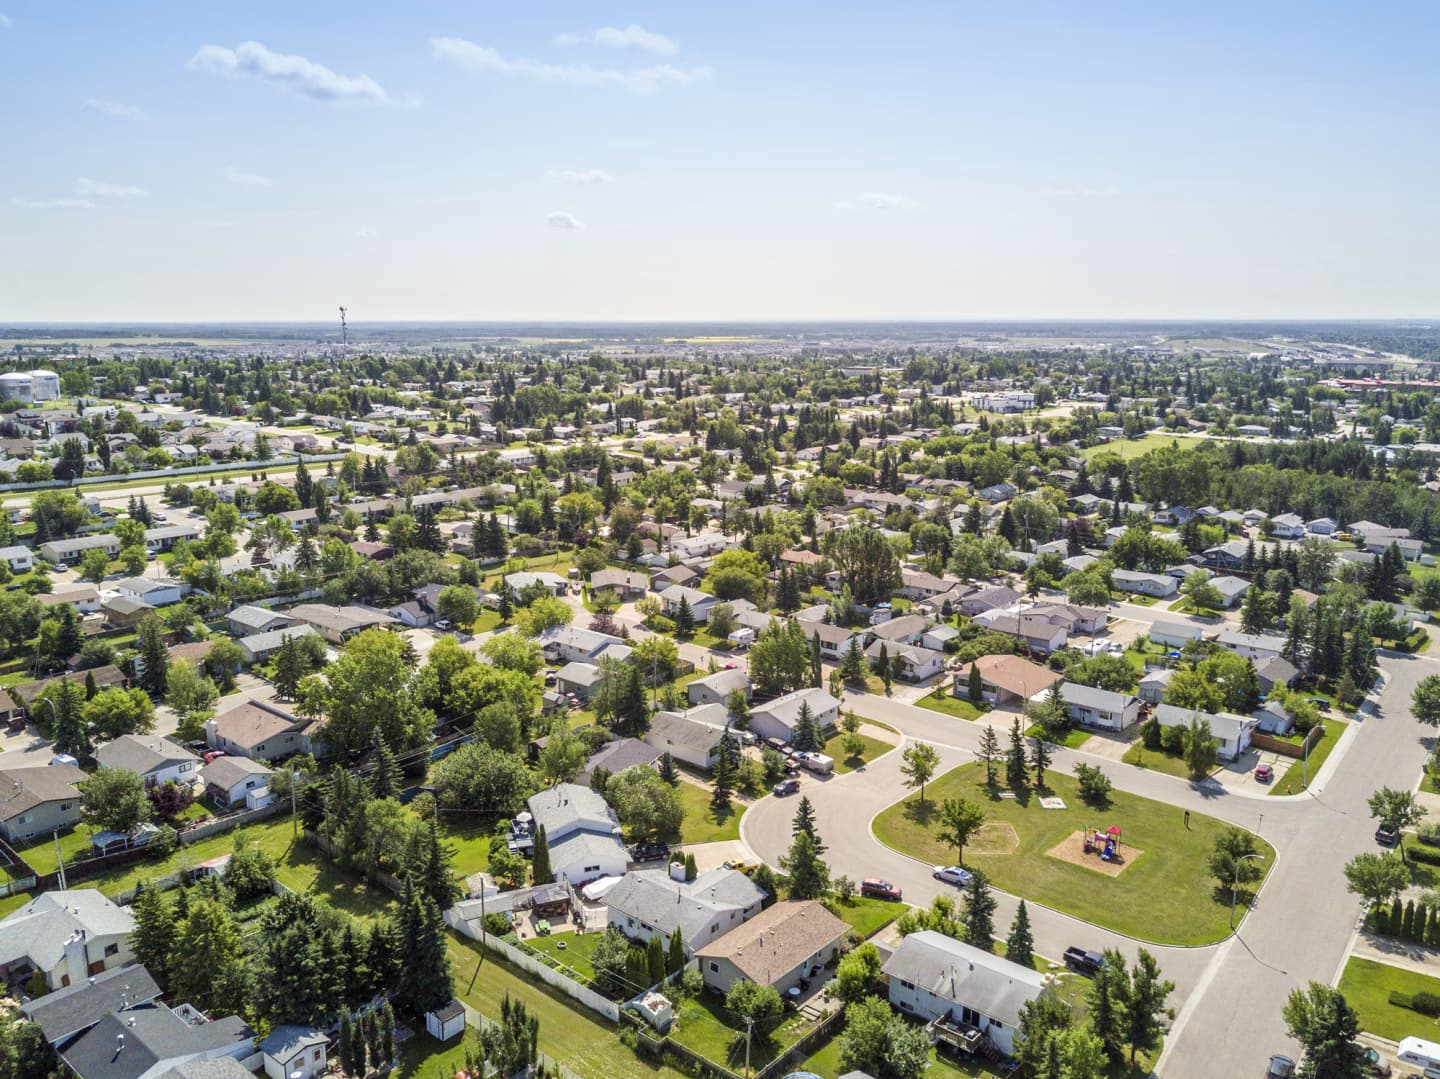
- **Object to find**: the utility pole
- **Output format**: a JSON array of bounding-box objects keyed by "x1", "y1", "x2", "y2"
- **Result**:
[
  {"x1": 743, "y1": 1016, "x2": 755, "y2": 1079},
  {"x1": 1230, "y1": 852, "x2": 1263, "y2": 929}
]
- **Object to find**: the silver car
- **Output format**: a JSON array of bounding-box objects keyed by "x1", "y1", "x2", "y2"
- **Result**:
[{"x1": 932, "y1": 865, "x2": 974, "y2": 887}]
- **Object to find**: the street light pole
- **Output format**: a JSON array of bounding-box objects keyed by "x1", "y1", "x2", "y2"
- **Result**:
[{"x1": 1230, "y1": 852, "x2": 1264, "y2": 929}]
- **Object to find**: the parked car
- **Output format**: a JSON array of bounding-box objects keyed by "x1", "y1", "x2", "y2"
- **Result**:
[
  {"x1": 1363, "y1": 1046, "x2": 1392, "y2": 1076},
  {"x1": 1254, "y1": 763, "x2": 1274, "y2": 783},
  {"x1": 1063, "y1": 947, "x2": 1105, "y2": 975},
  {"x1": 1309, "y1": 698, "x2": 1331, "y2": 711},
  {"x1": 772, "y1": 778, "x2": 801, "y2": 796},
  {"x1": 932, "y1": 865, "x2": 974, "y2": 887},
  {"x1": 1376, "y1": 823, "x2": 1401, "y2": 847},
  {"x1": 782, "y1": 759, "x2": 801, "y2": 776},
  {"x1": 632, "y1": 842, "x2": 670, "y2": 862},
  {"x1": 860, "y1": 878, "x2": 903, "y2": 901},
  {"x1": 202, "y1": 750, "x2": 227, "y2": 763},
  {"x1": 1265, "y1": 1054, "x2": 1296, "y2": 1078}
]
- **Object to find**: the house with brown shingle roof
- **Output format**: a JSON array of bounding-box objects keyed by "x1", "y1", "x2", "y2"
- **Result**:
[
  {"x1": 953, "y1": 654, "x2": 1061, "y2": 707},
  {"x1": 695, "y1": 900, "x2": 847, "y2": 995}
]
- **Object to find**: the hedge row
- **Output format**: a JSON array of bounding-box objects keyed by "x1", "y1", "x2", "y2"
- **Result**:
[{"x1": 1370, "y1": 897, "x2": 1440, "y2": 947}]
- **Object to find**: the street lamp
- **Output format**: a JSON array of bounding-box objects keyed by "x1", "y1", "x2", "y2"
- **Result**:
[{"x1": 1230, "y1": 852, "x2": 1264, "y2": 929}]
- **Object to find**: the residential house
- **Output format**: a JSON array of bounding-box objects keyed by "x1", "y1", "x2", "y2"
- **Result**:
[
  {"x1": 38, "y1": 535, "x2": 120, "y2": 566},
  {"x1": 143, "y1": 523, "x2": 204, "y2": 553},
  {"x1": 237, "y1": 623, "x2": 321, "y2": 665},
  {"x1": 650, "y1": 564, "x2": 702, "y2": 592},
  {"x1": 882, "y1": 930, "x2": 1046, "y2": 1058},
  {"x1": 1255, "y1": 656, "x2": 1300, "y2": 695},
  {"x1": 865, "y1": 640, "x2": 945, "y2": 682},
  {"x1": 1269, "y1": 513, "x2": 1306, "y2": 539},
  {"x1": 1363, "y1": 530, "x2": 1424, "y2": 562},
  {"x1": 1201, "y1": 540, "x2": 1249, "y2": 571},
  {"x1": 205, "y1": 700, "x2": 317, "y2": 762},
  {"x1": 1021, "y1": 603, "x2": 1109, "y2": 635},
  {"x1": 59, "y1": 1007, "x2": 254, "y2": 1079},
  {"x1": 1032, "y1": 682, "x2": 1142, "y2": 732},
  {"x1": 109, "y1": 577, "x2": 187, "y2": 608},
  {"x1": 969, "y1": 612, "x2": 1068, "y2": 655},
  {"x1": 686, "y1": 668, "x2": 751, "y2": 708},
  {"x1": 94, "y1": 735, "x2": 201, "y2": 789},
  {"x1": 0, "y1": 765, "x2": 85, "y2": 842},
  {"x1": 747, "y1": 687, "x2": 841, "y2": 744},
  {"x1": 540, "y1": 625, "x2": 632, "y2": 666},
  {"x1": 555, "y1": 661, "x2": 606, "y2": 703},
  {"x1": 505, "y1": 571, "x2": 568, "y2": 599},
  {"x1": 1154, "y1": 704, "x2": 1257, "y2": 761},
  {"x1": 644, "y1": 704, "x2": 732, "y2": 770},
  {"x1": 1307, "y1": 517, "x2": 1339, "y2": 536},
  {"x1": 1137, "y1": 668, "x2": 1173, "y2": 705},
  {"x1": 590, "y1": 569, "x2": 649, "y2": 599},
  {"x1": 579, "y1": 737, "x2": 662, "y2": 786},
  {"x1": 260, "y1": 1025, "x2": 329, "y2": 1079},
  {"x1": 525, "y1": 783, "x2": 628, "y2": 886},
  {"x1": 695, "y1": 900, "x2": 848, "y2": 995},
  {"x1": 1215, "y1": 629, "x2": 1287, "y2": 663},
  {"x1": 36, "y1": 587, "x2": 101, "y2": 616},
  {"x1": 806, "y1": 621, "x2": 865, "y2": 663},
  {"x1": 1112, "y1": 570, "x2": 1179, "y2": 598},
  {"x1": 101, "y1": 595, "x2": 155, "y2": 626},
  {"x1": 0, "y1": 545, "x2": 34, "y2": 573},
  {"x1": 202, "y1": 755, "x2": 275, "y2": 809},
  {"x1": 921, "y1": 624, "x2": 960, "y2": 652},
  {"x1": 868, "y1": 614, "x2": 930, "y2": 647},
  {"x1": 287, "y1": 603, "x2": 395, "y2": 644},
  {"x1": 658, "y1": 585, "x2": 718, "y2": 623},
  {"x1": 1147, "y1": 620, "x2": 1204, "y2": 649},
  {"x1": 898, "y1": 570, "x2": 959, "y2": 601},
  {"x1": 953, "y1": 655, "x2": 1061, "y2": 708},
  {"x1": 0, "y1": 890, "x2": 135, "y2": 991},
  {"x1": 606, "y1": 868, "x2": 766, "y2": 956},
  {"x1": 959, "y1": 586, "x2": 1023, "y2": 615},
  {"x1": 1252, "y1": 700, "x2": 1294, "y2": 736},
  {"x1": 1209, "y1": 576, "x2": 1251, "y2": 608},
  {"x1": 21, "y1": 962, "x2": 162, "y2": 1049},
  {"x1": 7, "y1": 665, "x2": 126, "y2": 723}
]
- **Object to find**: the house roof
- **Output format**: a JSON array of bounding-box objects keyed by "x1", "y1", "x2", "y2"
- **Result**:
[
  {"x1": 1154, "y1": 703, "x2": 1258, "y2": 741},
  {"x1": 201, "y1": 755, "x2": 274, "y2": 788},
  {"x1": 102, "y1": 596, "x2": 153, "y2": 616},
  {"x1": 150, "y1": 1060, "x2": 255, "y2": 1079},
  {"x1": 881, "y1": 930, "x2": 1045, "y2": 1029},
  {"x1": 695, "y1": 900, "x2": 847, "y2": 984},
  {"x1": 956, "y1": 654, "x2": 1060, "y2": 698},
  {"x1": 209, "y1": 699, "x2": 307, "y2": 751},
  {"x1": 12, "y1": 666, "x2": 126, "y2": 705},
  {"x1": 749, "y1": 688, "x2": 839, "y2": 732},
  {"x1": 580, "y1": 738, "x2": 662, "y2": 783},
  {"x1": 527, "y1": 782, "x2": 620, "y2": 840},
  {"x1": 647, "y1": 706, "x2": 731, "y2": 754},
  {"x1": 1216, "y1": 629, "x2": 1286, "y2": 652},
  {"x1": 1148, "y1": 619, "x2": 1203, "y2": 640},
  {"x1": 591, "y1": 569, "x2": 648, "y2": 591},
  {"x1": 226, "y1": 604, "x2": 295, "y2": 631},
  {"x1": 1041, "y1": 681, "x2": 1137, "y2": 712},
  {"x1": 687, "y1": 668, "x2": 750, "y2": 697},
  {"x1": 0, "y1": 764, "x2": 85, "y2": 822},
  {"x1": 61, "y1": 1008, "x2": 253, "y2": 1079},
  {"x1": 22, "y1": 962, "x2": 162, "y2": 1044},
  {"x1": 547, "y1": 829, "x2": 628, "y2": 869},
  {"x1": 1255, "y1": 656, "x2": 1299, "y2": 686},
  {"x1": 287, "y1": 603, "x2": 395, "y2": 634},
  {"x1": 1210, "y1": 575, "x2": 1251, "y2": 599},
  {"x1": 868, "y1": 614, "x2": 930, "y2": 641},
  {"x1": 95, "y1": 735, "x2": 200, "y2": 776},
  {"x1": 805, "y1": 621, "x2": 859, "y2": 646},
  {"x1": 260, "y1": 1024, "x2": 328, "y2": 1062},
  {"x1": 0, "y1": 890, "x2": 135, "y2": 973},
  {"x1": 659, "y1": 584, "x2": 714, "y2": 607},
  {"x1": 237, "y1": 623, "x2": 319, "y2": 655},
  {"x1": 607, "y1": 868, "x2": 766, "y2": 947}
]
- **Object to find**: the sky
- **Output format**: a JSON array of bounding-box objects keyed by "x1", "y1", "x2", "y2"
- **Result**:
[{"x1": 2, "y1": 1, "x2": 1439, "y2": 322}]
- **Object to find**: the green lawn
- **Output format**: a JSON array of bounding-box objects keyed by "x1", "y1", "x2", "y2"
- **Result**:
[
  {"x1": 1082, "y1": 433, "x2": 1186, "y2": 462},
  {"x1": 395, "y1": 1032, "x2": 473, "y2": 1079},
  {"x1": 801, "y1": 1028, "x2": 995, "y2": 1078},
  {"x1": 524, "y1": 929, "x2": 605, "y2": 983},
  {"x1": 1027, "y1": 724, "x2": 1092, "y2": 750},
  {"x1": 438, "y1": 816, "x2": 493, "y2": 878},
  {"x1": 916, "y1": 691, "x2": 987, "y2": 721},
  {"x1": 470, "y1": 609, "x2": 502, "y2": 635},
  {"x1": 667, "y1": 782, "x2": 745, "y2": 845},
  {"x1": 1120, "y1": 743, "x2": 1203, "y2": 780},
  {"x1": 669, "y1": 991, "x2": 815, "y2": 1071},
  {"x1": 873, "y1": 762, "x2": 1274, "y2": 945},
  {"x1": 824, "y1": 731, "x2": 895, "y2": 773},
  {"x1": 1338, "y1": 957, "x2": 1440, "y2": 1041},
  {"x1": 1269, "y1": 718, "x2": 1348, "y2": 797},
  {"x1": 832, "y1": 896, "x2": 900, "y2": 939},
  {"x1": 448, "y1": 934, "x2": 682, "y2": 1079}
]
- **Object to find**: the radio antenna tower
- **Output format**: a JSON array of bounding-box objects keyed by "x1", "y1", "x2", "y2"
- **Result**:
[{"x1": 338, "y1": 306, "x2": 349, "y2": 348}]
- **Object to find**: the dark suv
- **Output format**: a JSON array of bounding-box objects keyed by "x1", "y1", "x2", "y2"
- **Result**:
[
  {"x1": 773, "y1": 777, "x2": 801, "y2": 796},
  {"x1": 631, "y1": 842, "x2": 670, "y2": 862},
  {"x1": 1375, "y1": 823, "x2": 1400, "y2": 847}
]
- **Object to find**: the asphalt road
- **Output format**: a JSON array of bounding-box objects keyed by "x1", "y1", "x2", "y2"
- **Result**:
[{"x1": 739, "y1": 643, "x2": 1434, "y2": 1077}]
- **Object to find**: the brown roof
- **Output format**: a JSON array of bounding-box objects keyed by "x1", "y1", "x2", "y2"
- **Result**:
[
  {"x1": 0, "y1": 765, "x2": 86, "y2": 822},
  {"x1": 695, "y1": 900, "x2": 847, "y2": 985},
  {"x1": 780, "y1": 549, "x2": 824, "y2": 566},
  {"x1": 958, "y1": 654, "x2": 1060, "y2": 698},
  {"x1": 211, "y1": 699, "x2": 307, "y2": 750},
  {"x1": 167, "y1": 641, "x2": 215, "y2": 665},
  {"x1": 12, "y1": 665, "x2": 126, "y2": 706}
]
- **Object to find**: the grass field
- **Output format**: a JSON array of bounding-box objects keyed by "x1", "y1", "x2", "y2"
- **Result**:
[
  {"x1": 448, "y1": 934, "x2": 681, "y2": 1079},
  {"x1": 1082, "y1": 433, "x2": 1187, "y2": 462},
  {"x1": 668, "y1": 782, "x2": 745, "y2": 845},
  {"x1": 1270, "y1": 718, "x2": 1347, "y2": 796},
  {"x1": 1120, "y1": 742, "x2": 1204, "y2": 780},
  {"x1": 873, "y1": 762, "x2": 1273, "y2": 945},
  {"x1": 832, "y1": 896, "x2": 900, "y2": 938},
  {"x1": 1338, "y1": 956, "x2": 1440, "y2": 1041},
  {"x1": 824, "y1": 730, "x2": 895, "y2": 773},
  {"x1": 916, "y1": 691, "x2": 987, "y2": 721},
  {"x1": 801, "y1": 1028, "x2": 994, "y2": 1078},
  {"x1": 524, "y1": 929, "x2": 605, "y2": 983},
  {"x1": 1027, "y1": 724, "x2": 1092, "y2": 750},
  {"x1": 670, "y1": 990, "x2": 816, "y2": 1070}
]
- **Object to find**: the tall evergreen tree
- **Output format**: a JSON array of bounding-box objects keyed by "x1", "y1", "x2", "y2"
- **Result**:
[
  {"x1": 370, "y1": 737, "x2": 401, "y2": 799},
  {"x1": 962, "y1": 869, "x2": 997, "y2": 951},
  {"x1": 51, "y1": 678, "x2": 91, "y2": 763},
  {"x1": 396, "y1": 881, "x2": 454, "y2": 1014},
  {"x1": 129, "y1": 882, "x2": 177, "y2": 988},
  {"x1": 1006, "y1": 901, "x2": 1035, "y2": 969},
  {"x1": 415, "y1": 818, "x2": 459, "y2": 907},
  {"x1": 977, "y1": 723, "x2": 1001, "y2": 786},
  {"x1": 1006, "y1": 718, "x2": 1028, "y2": 789},
  {"x1": 531, "y1": 824, "x2": 553, "y2": 885},
  {"x1": 711, "y1": 746, "x2": 735, "y2": 812}
]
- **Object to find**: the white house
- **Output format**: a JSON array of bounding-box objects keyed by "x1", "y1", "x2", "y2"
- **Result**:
[
  {"x1": 1031, "y1": 682, "x2": 1142, "y2": 732},
  {"x1": 110, "y1": 576, "x2": 187, "y2": 608},
  {"x1": 1269, "y1": 513, "x2": 1306, "y2": 539},
  {"x1": 1137, "y1": 668, "x2": 1173, "y2": 704},
  {"x1": 539, "y1": 625, "x2": 631, "y2": 665},
  {"x1": 882, "y1": 930, "x2": 1045, "y2": 1059},
  {"x1": 526, "y1": 783, "x2": 628, "y2": 886},
  {"x1": 0, "y1": 890, "x2": 135, "y2": 990},
  {"x1": 1154, "y1": 704, "x2": 1257, "y2": 761},
  {"x1": 0, "y1": 545, "x2": 34, "y2": 573},
  {"x1": 505, "y1": 571, "x2": 567, "y2": 599},
  {"x1": 658, "y1": 585, "x2": 718, "y2": 623},
  {"x1": 865, "y1": 640, "x2": 945, "y2": 682},
  {"x1": 1147, "y1": 620, "x2": 1204, "y2": 649},
  {"x1": 93, "y1": 734, "x2": 201, "y2": 789},
  {"x1": 202, "y1": 755, "x2": 275, "y2": 809},
  {"x1": 747, "y1": 687, "x2": 841, "y2": 745},
  {"x1": 606, "y1": 868, "x2": 766, "y2": 956},
  {"x1": 644, "y1": 704, "x2": 732, "y2": 770},
  {"x1": 1215, "y1": 629, "x2": 1286, "y2": 663},
  {"x1": 260, "y1": 1025, "x2": 329, "y2": 1079},
  {"x1": 1112, "y1": 570, "x2": 1179, "y2": 598},
  {"x1": 686, "y1": 668, "x2": 750, "y2": 708}
]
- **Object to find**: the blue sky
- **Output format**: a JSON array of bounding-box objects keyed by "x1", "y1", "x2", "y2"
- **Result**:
[{"x1": 2, "y1": 2, "x2": 1438, "y2": 321}]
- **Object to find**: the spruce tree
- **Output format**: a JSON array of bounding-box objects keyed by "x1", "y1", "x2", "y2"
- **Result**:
[
  {"x1": 1006, "y1": 901, "x2": 1034, "y2": 969},
  {"x1": 338, "y1": 1010, "x2": 356, "y2": 1076},
  {"x1": 978, "y1": 723, "x2": 1001, "y2": 787},
  {"x1": 962, "y1": 869, "x2": 997, "y2": 951},
  {"x1": 379, "y1": 1001, "x2": 397, "y2": 1065},
  {"x1": 668, "y1": 926, "x2": 686, "y2": 975},
  {"x1": 51, "y1": 679, "x2": 91, "y2": 763},
  {"x1": 711, "y1": 747, "x2": 735, "y2": 812},
  {"x1": 674, "y1": 596, "x2": 695, "y2": 637},
  {"x1": 646, "y1": 934, "x2": 666, "y2": 984},
  {"x1": 370, "y1": 737, "x2": 401, "y2": 799},
  {"x1": 1006, "y1": 717, "x2": 1028, "y2": 790},
  {"x1": 416, "y1": 818, "x2": 459, "y2": 907},
  {"x1": 658, "y1": 751, "x2": 679, "y2": 786},
  {"x1": 129, "y1": 882, "x2": 177, "y2": 988},
  {"x1": 967, "y1": 663, "x2": 983, "y2": 702},
  {"x1": 531, "y1": 825, "x2": 553, "y2": 885}
]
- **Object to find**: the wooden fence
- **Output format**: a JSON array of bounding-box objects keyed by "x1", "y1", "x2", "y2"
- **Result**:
[{"x1": 1251, "y1": 723, "x2": 1325, "y2": 759}]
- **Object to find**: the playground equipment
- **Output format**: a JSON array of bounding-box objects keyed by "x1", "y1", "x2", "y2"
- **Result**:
[{"x1": 1083, "y1": 825, "x2": 1123, "y2": 861}]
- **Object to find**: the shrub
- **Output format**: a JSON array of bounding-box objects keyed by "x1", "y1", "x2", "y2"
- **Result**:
[
  {"x1": 1159, "y1": 723, "x2": 1185, "y2": 754},
  {"x1": 1414, "y1": 991, "x2": 1440, "y2": 1017},
  {"x1": 1418, "y1": 822, "x2": 1440, "y2": 847},
  {"x1": 1074, "y1": 762, "x2": 1113, "y2": 806},
  {"x1": 483, "y1": 913, "x2": 512, "y2": 937},
  {"x1": 1141, "y1": 717, "x2": 1162, "y2": 750},
  {"x1": 147, "y1": 825, "x2": 178, "y2": 860},
  {"x1": 1409, "y1": 844, "x2": 1440, "y2": 867}
]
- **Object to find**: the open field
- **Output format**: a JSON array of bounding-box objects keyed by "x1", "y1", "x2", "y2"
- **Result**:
[
  {"x1": 873, "y1": 762, "x2": 1273, "y2": 945},
  {"x1": 1083, "y1": 433, "x2": 1188, "y2": 461},
  {"x1": 916, "y1": 691, "x2": 987, "y2": 721},
  {"x1": 1338, "y1": 956, "x2": 1440, "y2": 1042}
]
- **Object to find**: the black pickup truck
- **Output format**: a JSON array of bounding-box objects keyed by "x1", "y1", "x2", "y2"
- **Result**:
[{"x1": 1063, "y1": 947, "x2": 1105, "y2": 975}]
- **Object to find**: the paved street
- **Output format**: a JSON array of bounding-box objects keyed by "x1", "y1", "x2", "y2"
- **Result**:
[{"x1": 738, "y1": 639, "x2": 1436, "y2": 1077}]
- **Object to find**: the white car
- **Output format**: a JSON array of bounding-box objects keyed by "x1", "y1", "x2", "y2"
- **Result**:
[{"x1": 932, "y1": 865, "x2": 974, "y2": 887}]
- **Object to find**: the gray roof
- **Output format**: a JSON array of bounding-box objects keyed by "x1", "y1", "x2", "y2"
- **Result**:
[
  {"x1": 112, "y1": 576, "x2": 183, "y2": 596},
  {"x1": 0, "y1": 890, "x2": 135, "y2": 973},
  {"x1": 1154, "y1": 703, "x2": 1258, "y2": 741},
  {"x1": 0, "y1": 764, "x2": 86, "y2": 822},
  {"x1": 1138, "y1": 668, "x2": 1174, "y2": 687},
  {"x1": 882, "y1": 930, "x2": 1045, "y2": 1028},
  {"x1": 61, "y1": 1008, "x2": 253, "y2": 1079},
  {"x1": 547, "y1": 829, "x2": 628, "y2": 868},
  {"x1": 1216, "y1": 629, "x2": 1286, "y2": 652},
  {"x1": 1256, "y1": 655, "x2": 1300, "y2": 686},
  {"x1": 260, "y1": 1024, "x2": 328, "y2": 1062},
  {"x1": 95, "y1": 734, "x2": 200, "y2": 776},
  {"x1": 237, "y1": 623, "x2": 319, "y2": 654},
  {"x1": 647, "y1": 706, "x2": 731, "y2": 754},
  {"x1": 226, "y1": 604, "x2": 296, "y2": 631},
  {"x1": 152, "y1": 1060, "x2": 255, "y2": 1079},
  {"x1": 201, "y1": 754, "x2": 274, "y2": 788},
  {"x1": 606, "y1": 868, "x2": 766, "y2": 948},
  {"x1": 1052, "y1": 681, "x2": 1136, "y2": 712},
  {"x1": 1149, "y1": 619, "x2": 1203, "y2": 640},
  {"x1": 580, "y1": 738, "x2": 661, "y2": 784},
  {"x1": 556, "y1": 660, "x2": 605, "y2": 688},
  {"x1": 868, "y1": 613, "x2": 930, "y2": 641},
  {"x1": 687, "y1": 668, "x2": 750, "y2": 696},
  {"x1": 22, "y1": 962, "x2": 161, "y2": 1044},
  {"x1": 749, "y1": 688, "x2": 840, "y2": 732},
  {"x1": 1210, "y1": 575, "x2": 1251, "y2": 599},
  {"x1": 527, "y1": 782, "x2": 620, "y2": 841}
]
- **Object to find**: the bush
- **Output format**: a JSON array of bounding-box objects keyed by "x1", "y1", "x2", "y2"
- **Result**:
[
  {"x1": 1141, "y1": 717, "x2": 1162, "y2": 750},
  {"x1": 1409, "y1": 844, "x2": 1440, "y2": 867},
  {"x1": 1411, "y1": 991, "x2": 1440, "y2": 1017},
  {"x1": 483, "y1": 913, "x2": 512, "y2": 937},
  {"x1": 1074, "y1": 762, "x2": 1113, "y2": 806},
  {"x1": 147, "y1": 825, "x2": 178, "y2": 860},
  {"x1": 1159, "y1": 723, "x2": 1185, "y2": 754},
  {"x1": 1418, "y1": 822, "x2": 1440, "y2": 847}
]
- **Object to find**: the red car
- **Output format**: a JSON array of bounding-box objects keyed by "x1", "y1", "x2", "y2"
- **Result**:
[
  {"x1": 202, "y1": 750, "x2": 227, "y2": 763},
  {"x1": 1254, "y1": 763, "x2": 1274, "y2": 783},
  {"x1": 860, "y1": 878, "x2": 903, "y2": 901}
]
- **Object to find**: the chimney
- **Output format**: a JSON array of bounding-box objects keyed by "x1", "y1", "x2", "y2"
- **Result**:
[{"x1": 116, "y1": 1033, "x2": 125, "y2": 1053}]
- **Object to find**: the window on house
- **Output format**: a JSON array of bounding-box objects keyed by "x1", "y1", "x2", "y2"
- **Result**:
[
  {"x1": 103, "y1": 943, "x2": 119, "y2": 957},
  {"x1": 900, "y1": 979, "x2": 915, "y2": 990},
  {"x1": 709, "y1": 962, "x2": 719, "y2": 973}
]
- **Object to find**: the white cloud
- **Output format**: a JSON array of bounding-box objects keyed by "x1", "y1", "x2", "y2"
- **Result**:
[
  {"x1": 75, "y1": 177, "x2": 149, "y2": 198},
  {"x1": 84, "y1": 98, "x2": 145, "y2": 119},
  {"x1": 546, "y1": 211, "x2": 584, "y2": 230},
  {"x1": 0, "y1": 14, "x2": 11, "y2": 29},
  {"x1": 836, "y1": 192, "x2": 915, "y2": 211},
  {"x1": 431, "y1": 38, "x2": 710, "y2": 93},
  {"x1": 10, "y1": 197, "x2": 94, "y2": 209},
  {"x1": 546, "y1": 168, "x2": 615, "y2": 185},
  {"x1": 187, "y1": 41, "x2": 396, "y2": 104},
  {"x1": 553, "y1": 25, "x2": 677, "y2": 56},
  {"x1": 222, "y1": 166, "x2": 273, "y2": 187}
]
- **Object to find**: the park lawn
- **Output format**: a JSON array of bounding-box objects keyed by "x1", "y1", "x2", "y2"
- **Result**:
[
  {"x1": 1119, "y1": 743, "x2": 1200, "y2": 781},
  {"x1": 448, "y1": 934, "x2": 681, "y2": 1079},
  {"x1": 669, "y1": 782, "x2": 744, "y2": 845},
  {"x1": 1269, "y1": 718, "x2": 1348, "y2": 797},
  {"x1": 916, "y1": 692, "x2": 987, "y2": 721},
  {"x1": 832, "y1": 896, "x2": 900, "y2": 939},
  {"x1": 873, "y1": 762, "x2": 1274, "y2": 945},
  {"x1": 525, "y1": 929, "x2": 605, "y2": 983},
  {"x1": 1338, "y1": 957, "x2": 1440, "y2": 1041},
  {"x1": 669, "y1": 991, "x2": 815, "y2": 1071},
  {"x1": 824, "y1": 731, "x2": 895, "y2": 774},
  {"x1": 1027, "y1": 724, "x2": 1092, "y2": 750},
  {"x1": 1082, "y1": 433, "x2": 1185, "y2": 462}
]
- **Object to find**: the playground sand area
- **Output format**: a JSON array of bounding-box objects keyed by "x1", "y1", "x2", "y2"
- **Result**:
[{"x1": 1046, "y1": 830, "x2": 1142, "y2": 877}]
